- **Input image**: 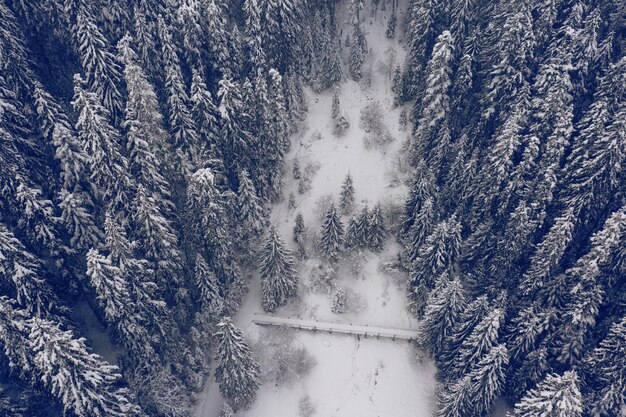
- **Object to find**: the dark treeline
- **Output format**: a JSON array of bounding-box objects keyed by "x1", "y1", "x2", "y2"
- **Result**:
[
  {"x1": 397, "y1": 0, "x2": 625, "y2": 416},
  {"x1": 0, "y1": 0, "x2": 346, "y2": 415}
]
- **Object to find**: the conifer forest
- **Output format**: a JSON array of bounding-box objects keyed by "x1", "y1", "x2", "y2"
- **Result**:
[{"x1": 0, "y1": 0, "x2": 624, "y2": 416}]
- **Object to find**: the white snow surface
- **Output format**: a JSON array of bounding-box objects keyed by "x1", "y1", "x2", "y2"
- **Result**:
[{"x1": 195, "y1": 1, "x2": 437, "y2": 416}]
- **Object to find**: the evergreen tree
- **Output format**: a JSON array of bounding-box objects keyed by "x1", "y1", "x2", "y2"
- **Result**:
[
  {"x1": 438, "y1": 344, "x2": 509, "y2": 417},
  {"x1": 510, "y1": 371, "x2": 582, "y2": 417},
  {"x1": 452, "y1": 308, "x2": 503, "y2": 377},
  {"x1": 555, "y1": 205, "x2": 626, "y2": 365},
  {"x1": 368, "y1": 204, "x2": 386, "y2": 251},
  {"x1": 0, "y1": 298, "x2": 145, "y2": 417},
  {"x1": 411, "y1": 30, "x2": 454, "y2": 168},
  {"x1": 118, "y1": 34, "x2": 173, "y2": 205},
  {"x1": 354, "y1": 205, "x2": 371, "y2": 248},
  {"x1": 0, "y1": 224, "x2": 58, "y2": 315},
  {"x1": 186, "y1": 168, "x2": 239, "y2": 287},
  {"x1": 582, "y1": 317, "x2": 626, "y2": 417},
  {"x1": 386, "y1": 5, "x2": 397, "y2": 39},
  {"x1": 157, "y1": 16, "x2": 199, "y2": 170},
  {"x1": 332, "y1": 288, "x2": 347, "y2": 314},
  {"x1": 339, "y1": 173, "x2": 355, "y2": 214},
  {"x1": 243, "y1": 0, "x2": 266, "y2": 73},
  {"x1": 237, "y1": 170, "x2": 266, "y2": 236},
  {"x1": 467, "y1": 344, "x2": 509, "y2": 416},
  {"x1": 260, "y1": 228, "x2": 298, "y2": 312},
  {"x1": 72, "y1": 74, "x2": 132, "y2": 210},
  {"x1": 345, "y1": 215, "x2": 359, "y2": 249},
  {"x1": 214, "y1": 317, "x2": 261, "y2": 410},
  {"x1": 190, "y1": 69, "x2": 221, "y2": 161},
  {"x1": 73, "y1": 8, "x2": 123, "y2": 121},
  {"x1": 440, "y1": 295, "x2": 490, "y2": 375},
  {"x1": 409, "y1": 216, "x2": 461, "y2": 309},
  {"x1": 420, "y1": 276, "x2": 465, "y2": 356},
  {"x1": 131, "y1": 185, "x2": 182, "y2": 282},
  {"x1": 293, "y1": 213, "x2": 306, "y2": 259},
  {"x1": 319, "y1": 203, "x2": 345, "y2": 261},
  {"x1": 331, "y1": 88, "x2": 341, "y2": 120},
  {"x1": 195, "y1": 254, "x2": 224, "y2": 316},
  {"x1": 349, "y1": 22, "x2": 366, "y2": 81}
]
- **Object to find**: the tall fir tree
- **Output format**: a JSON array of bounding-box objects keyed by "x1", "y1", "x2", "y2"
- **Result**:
[
  {"x1": 214, "y1": 317, "x2": 261, "y2": 410},
  {"x1": 260, "y1": 228, "x2": 298, "y2": 312},
  {"x1": 319, "y1": 203, "x2": 345, "y2": 261}
]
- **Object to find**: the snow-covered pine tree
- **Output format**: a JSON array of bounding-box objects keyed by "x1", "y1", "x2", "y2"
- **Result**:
[
  {"x1": 214, "y1": 317, "x2": 261, "y2": 410},
  {"x1": 555, "y1": 205, "x2": 626, "y2": 365},
  {"x1": 260, "y1": 227, "x2": 298, "y2": 312},
  {"x1": 582, "y1": 316, "x2": 626, "y2": 417},
  {"x1": 219, "y1": 403, "x2": 235, "y2": 417},
  {"x1": 186, "y1": 168, "x2": 239, "y2": 288},
  {"x1": 58, "y1": 189, "x2": 101, "y2": 249},
  {"x1": 405, "y1": 197, "x2": 436, "y2": 263},
  {"x1": 131, "y1": 185, "x2": 182, "y2": 283},
  {"x1": 420, "y1": 275, "x2": 465, "y2": 356},
  {"x1": 0, "y1": 224, "x2": 59, "y2": 315},
  {"x1": 293, "y1": 213, "x2": 306, "y2": 259},
  {"x1": 28, "y1": 315, "x2": 145, "y2": 417},
  {"x1": 157, "y1": 16, "x2": 199, "y2": 171},
  {"x1": 510, "y1": 371, "x2": 582, "y2": 417},
  {"x1": 452, "y1": 308, "x2": 503, "y2": 377},
  {"x1": 409, "y1": 216, "x2": 461, "y2": 308},
  {"x1": 237, "y1": 170, "x2": 266, "y2": 236},
  {"x1": 73, "y1": 8, "x2": 123, "y2": 121},
  {"x1": 349, "y1": 21, "x2": 365, "y2": 81},
  {"x1": 339, "y1": 173, "x2": 355, "y2": 214},
  {"x1": 118, "y1": 33, "x2": 172, "y2": 202},
  {"x1": 368, "y1": 204, "x2": 386, "y2": 251},
  {"x1": 243, "y1": 0, "x2": 266, "y2": 74},
  {"x1": 331, "y1": 88, "x2": 341, "y2": 120},
  {"x1": 72, "y1": 74, "x2": 132, "y2": 211},
  {"x1": 386, "y1": 4, "x2": 397, "y2": 39},
  {"x1": 319, "y1": 203, "x2": 345, "y2": 261},
  {"x1": 354, "y1": 205, "x2": 371, "y2": 248},
  {"x1": 411, "y1": 30, "x2": 454, "y2": 169},
  {"x1": 439, "y1": 295, "x2": 490, "y2": 376},
  {"x1": 218, "y1": 76, "x2": 255, "y2": 182},
  {"x1": 190, "y1": 69, "x2": 221, "y2": 162},
  {"x1": 195, "y1": 254, "x2": 224, "y2": 316},
  {"x1": 293, "y1": 158, "x2": 302, "y2": 179},
  {"x1": 345, "y1": 215, "x2": 360, "y2": 249},
  {"x1": 437, "y1": 345, "x2": 508, "y2": 417}
]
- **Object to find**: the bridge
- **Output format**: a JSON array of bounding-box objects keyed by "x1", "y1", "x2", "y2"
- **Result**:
[{"x1": 252, "y1": 313, "x2": 420, "y2": 342}]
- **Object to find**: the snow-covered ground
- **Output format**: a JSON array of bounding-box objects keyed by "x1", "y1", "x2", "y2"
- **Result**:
[{"x1": 195, "y1": 2, "x2": 437, "y2": 416}]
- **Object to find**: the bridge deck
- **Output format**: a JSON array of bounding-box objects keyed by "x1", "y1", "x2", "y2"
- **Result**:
[{"x1": 252, "y1": 314, "x2": 420, "y2": 341}]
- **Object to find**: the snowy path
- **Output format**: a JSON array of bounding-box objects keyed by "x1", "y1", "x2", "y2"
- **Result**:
[{"x1": 252, "y1": 314, "x2": 420, "y2": 341}]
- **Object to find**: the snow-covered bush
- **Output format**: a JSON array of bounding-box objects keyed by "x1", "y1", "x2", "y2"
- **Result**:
[
  {"x1": 333, "y1": 114, "x2": 350, "y2": 137},
  {"x1": 309, "y1": 264, "x2": 337, "y2": 294},
  {"x1": 341, "y1": 250, "x2": 367, "y2": 279},
  {"x1": 360, "y1": 100, "x2": 395, "y2": 149},
  {"x1": 254, "y1": 328, "x2": 317, "y2": 386},
  {"x1": 360, "y1": 100, "x2": 385, "y2": 135},
  {"x1": 344, "y1": 287, "x2": 367, "y2": 313},
  {"x1": 380, "y1": 197, "x2": 404, "y2": 236},
  {"x1": 314, "y1": 194, "x2": 335, "y2": 223},
  {"x1": 332, "y1": 288, "x2": 347, "y2": 314},
  {"x1": 299, "y1": 395, "x2": 316, "y2": 417},
  {"x1": 298, "y1": 160, "x2": 320, "y2": 195},
  {"x1": 364, "y1": 130, "x2": 395, "y2": 149},
  {"x1": 128, "y1": 365, "x2": 192, "y2": 417}
]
